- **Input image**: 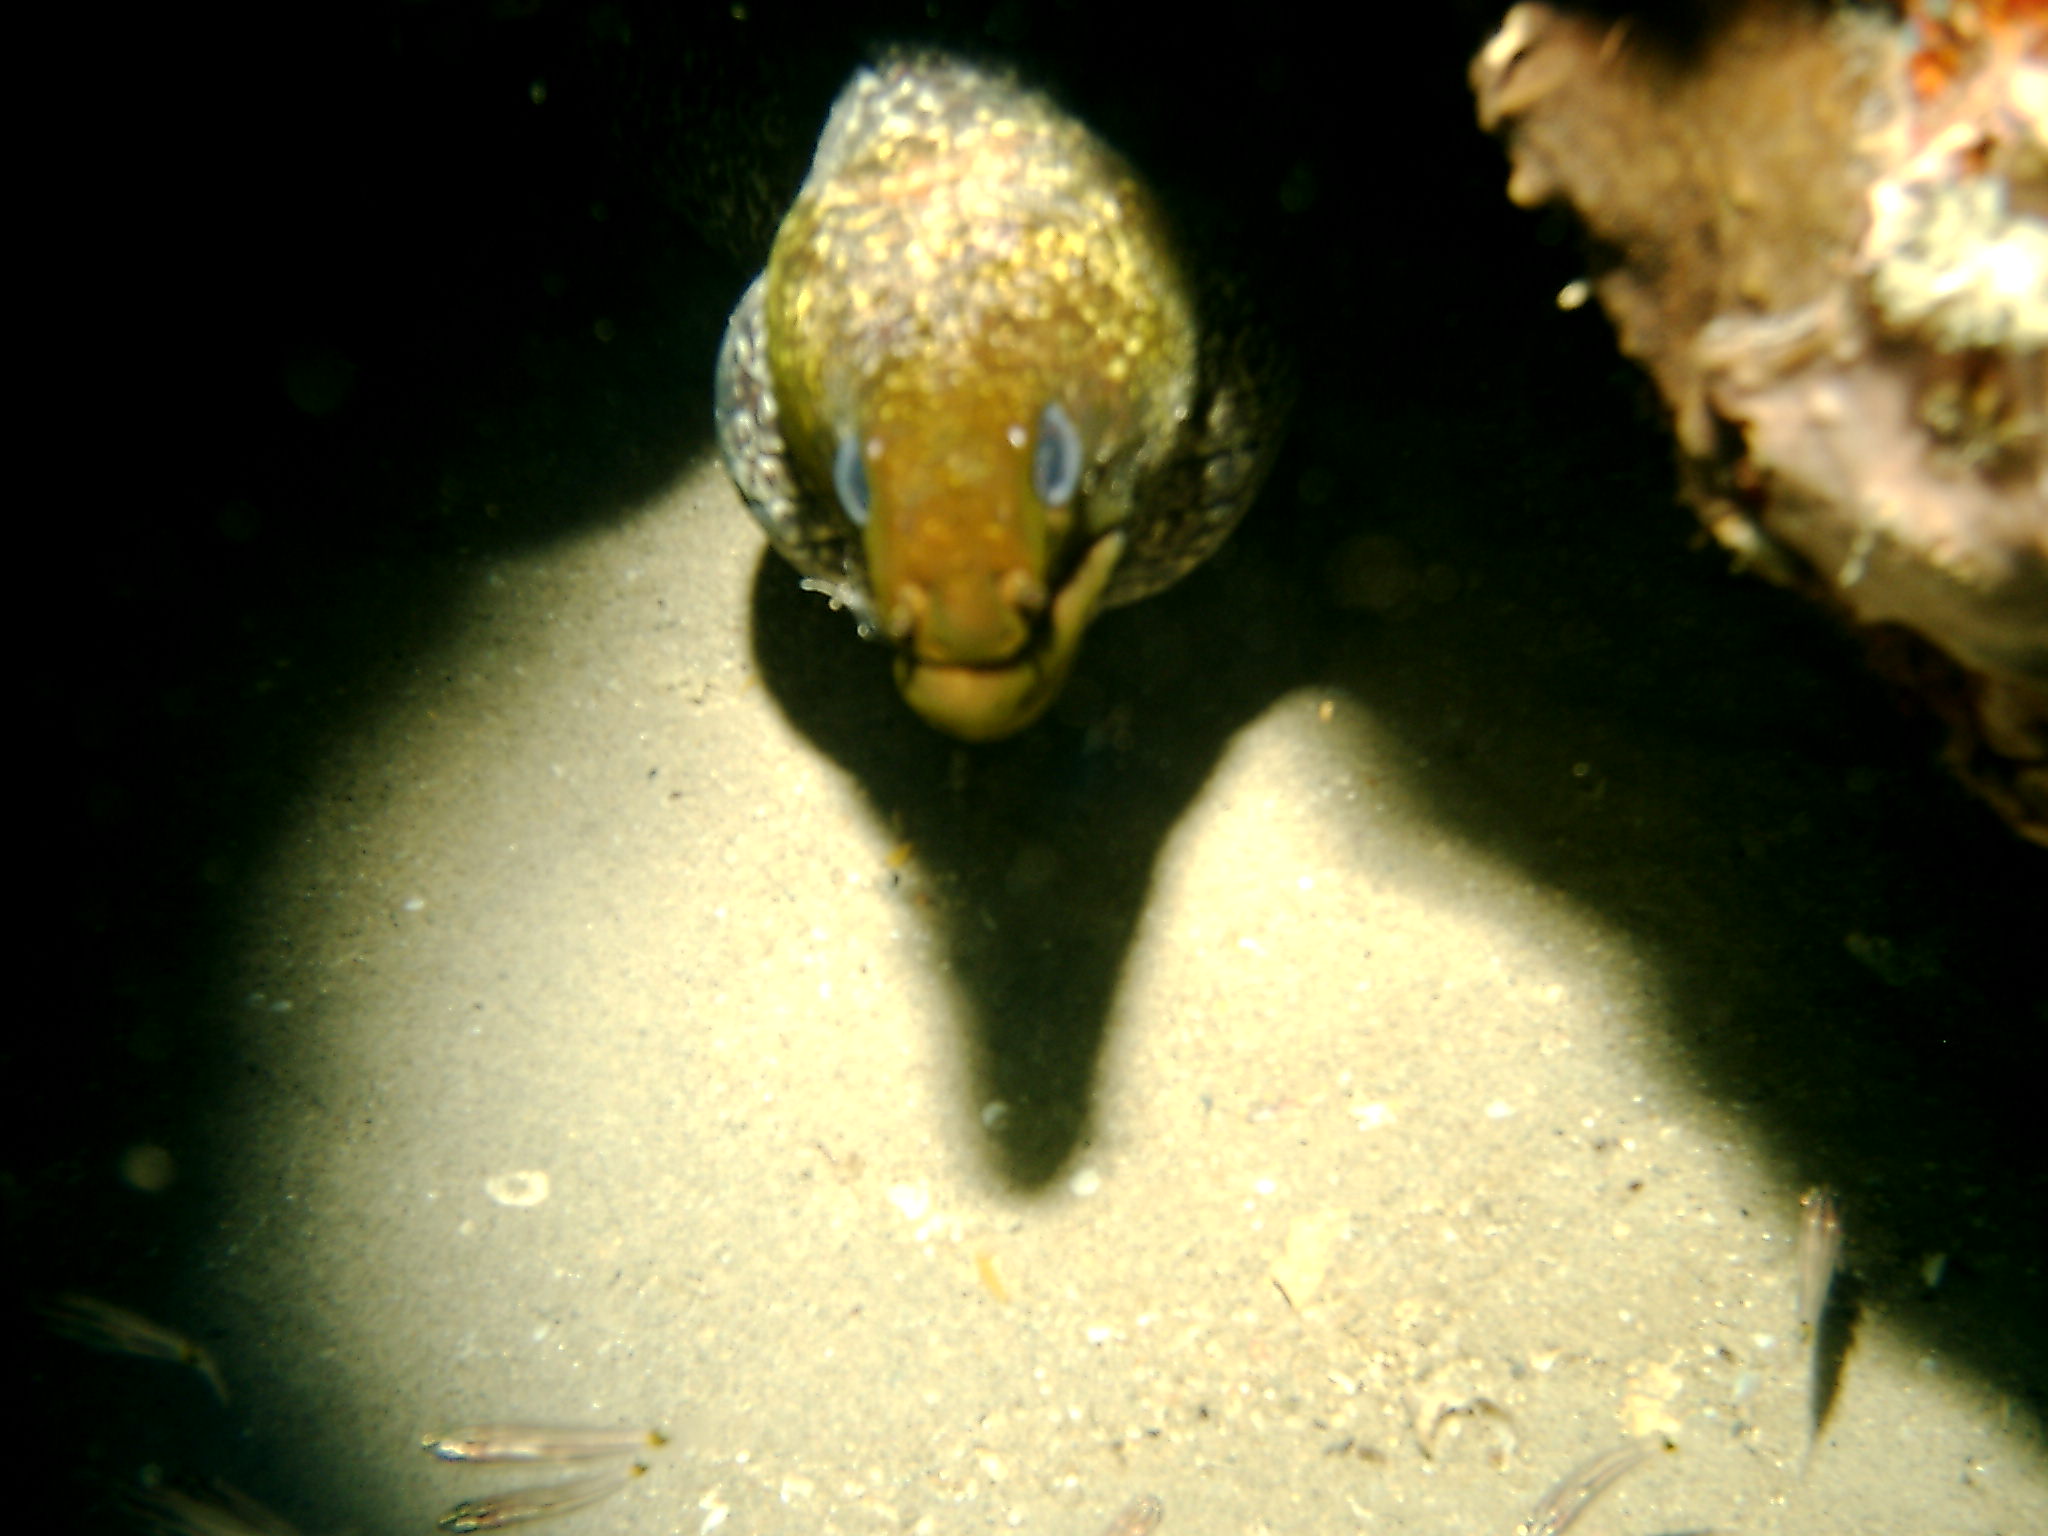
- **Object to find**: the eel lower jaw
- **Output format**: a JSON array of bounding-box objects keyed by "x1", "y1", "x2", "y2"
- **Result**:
[{"x1": 893, "y1": 531, "x2": 1127, "y2": 742}]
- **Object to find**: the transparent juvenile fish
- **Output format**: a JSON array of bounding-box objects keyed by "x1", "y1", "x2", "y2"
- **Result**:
[
  {"x1": 436, "y1": 1463, "x2": 644, "y2": 1532},
  {"x1": 121, "y1": 1479, "x2": 300, "y2": 1536},
  {"x1": 1516, "y1": 1441, "x2": 1654, "y2": 1536},
  {"x1": 421, "y1": 1424, "x2": 669, "y2": 1463},
  {"x1": 1797, "y1": 1185, "x2": 1853, "y2": 1453},
  {"x1": 1796, "y1": 1186, "x2": 1842, "y2": 1336},
  {"x1": 1097, "y1": 1493, "x2": 1164, "y2": 1536},
  {"x1": 42, "y1": 1292, "x2": 229, "y2": 1405}
]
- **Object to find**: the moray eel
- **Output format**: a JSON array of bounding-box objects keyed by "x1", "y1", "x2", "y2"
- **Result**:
[{"x1": 716, "y1": 54, "x2": 1283, "y2": 741}]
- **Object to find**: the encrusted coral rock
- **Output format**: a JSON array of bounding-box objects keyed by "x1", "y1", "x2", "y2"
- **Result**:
[{"x1": 1474, "y1": 1, "x2": 2048, "y2": 843}]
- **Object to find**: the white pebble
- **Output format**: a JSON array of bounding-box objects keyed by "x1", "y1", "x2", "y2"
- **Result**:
[{"x1": 484, "y1": 1170, "x2": 551, "y2": 1207}]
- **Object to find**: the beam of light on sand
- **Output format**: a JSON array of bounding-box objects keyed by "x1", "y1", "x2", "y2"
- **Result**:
[
  {"x1": 195, "y1": 457, "x2": 2048, "y2": 1533},
  {"x1": 206, "y1": 454, "x2": 957, "y2": 1523}
]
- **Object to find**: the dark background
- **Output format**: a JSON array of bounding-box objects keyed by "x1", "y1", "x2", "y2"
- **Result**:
[{"x1": 21, "y1": 2, "x2": 2043, "y2": 1529}]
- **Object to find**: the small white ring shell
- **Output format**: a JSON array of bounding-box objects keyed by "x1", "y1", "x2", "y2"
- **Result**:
[{"x1": 484, "y1": 1169, "x2": 551, "y2": 1207}]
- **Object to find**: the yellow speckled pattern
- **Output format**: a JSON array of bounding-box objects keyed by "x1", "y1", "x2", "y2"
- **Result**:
[{"x1": 715, "y1": 53, "x2": 1285, "y2": 740}]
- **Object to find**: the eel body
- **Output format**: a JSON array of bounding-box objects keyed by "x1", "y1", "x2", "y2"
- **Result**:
[{"x1": 715, "y1": 54, "x2": 1283, "y2": 740}]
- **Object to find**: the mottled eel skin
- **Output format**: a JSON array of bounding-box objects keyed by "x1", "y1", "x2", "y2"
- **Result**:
[{"x1": 716, "y1": 53, "x2": 1285, "y2": 740}]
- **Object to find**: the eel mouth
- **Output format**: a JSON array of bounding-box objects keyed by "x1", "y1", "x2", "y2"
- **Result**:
[{"x1": 892, "y1": 531, "x2": 1126, "y2": 742}]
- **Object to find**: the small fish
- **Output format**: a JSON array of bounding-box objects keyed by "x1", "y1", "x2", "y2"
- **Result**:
[
  {"x1": 436, "y1": 1463, "x2": 644, "y2": 1532},
  {"x1": 42, "y1": 1293, "x2": 229, "y2": 1405},
  {"x1": 121, "y1": 1479, "x2": 300, "y2": 1536},
  {"x1": 1098, "y1": 1493, "x2": 1164, "y2": 1536},
  {"x1": 420, "y1": 1424, "x2": 668, "y2": 1463},
  {"x1": 1516, "y1": 1441, "x2": 1655, "y2": 1536},
  {"x1": 1797, "y1": 1186, "x2": 1855, "y2": 1453},
  {"x1": 1796, "y1": 1186, "x2": 1842, "y2": 1336}
]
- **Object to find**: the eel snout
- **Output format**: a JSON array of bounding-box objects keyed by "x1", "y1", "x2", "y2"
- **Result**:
[{"x1": 892, "y1": 530, "x2": 1125, "y2": 742}]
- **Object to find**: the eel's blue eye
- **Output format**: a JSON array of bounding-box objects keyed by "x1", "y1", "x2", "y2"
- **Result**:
[
  {"x1": 1032, "y1": 402, "x2": 1082, "y2": 508},
  {"x1": 834, "y1": 432, "x2": 871, "y2": 527}
]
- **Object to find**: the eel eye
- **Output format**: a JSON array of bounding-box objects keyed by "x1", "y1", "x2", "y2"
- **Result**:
[
  {"x1": 833, "y1": 432, "x2": 871, "y2": 527},
  {"x1": 1032, "y1": 401, "x2": 1082, "y2": 508}
]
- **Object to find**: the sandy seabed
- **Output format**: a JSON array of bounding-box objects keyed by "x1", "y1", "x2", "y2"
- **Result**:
[{"x1": 151, "y1": 443, "x2": 2041, "y2": 1536}]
